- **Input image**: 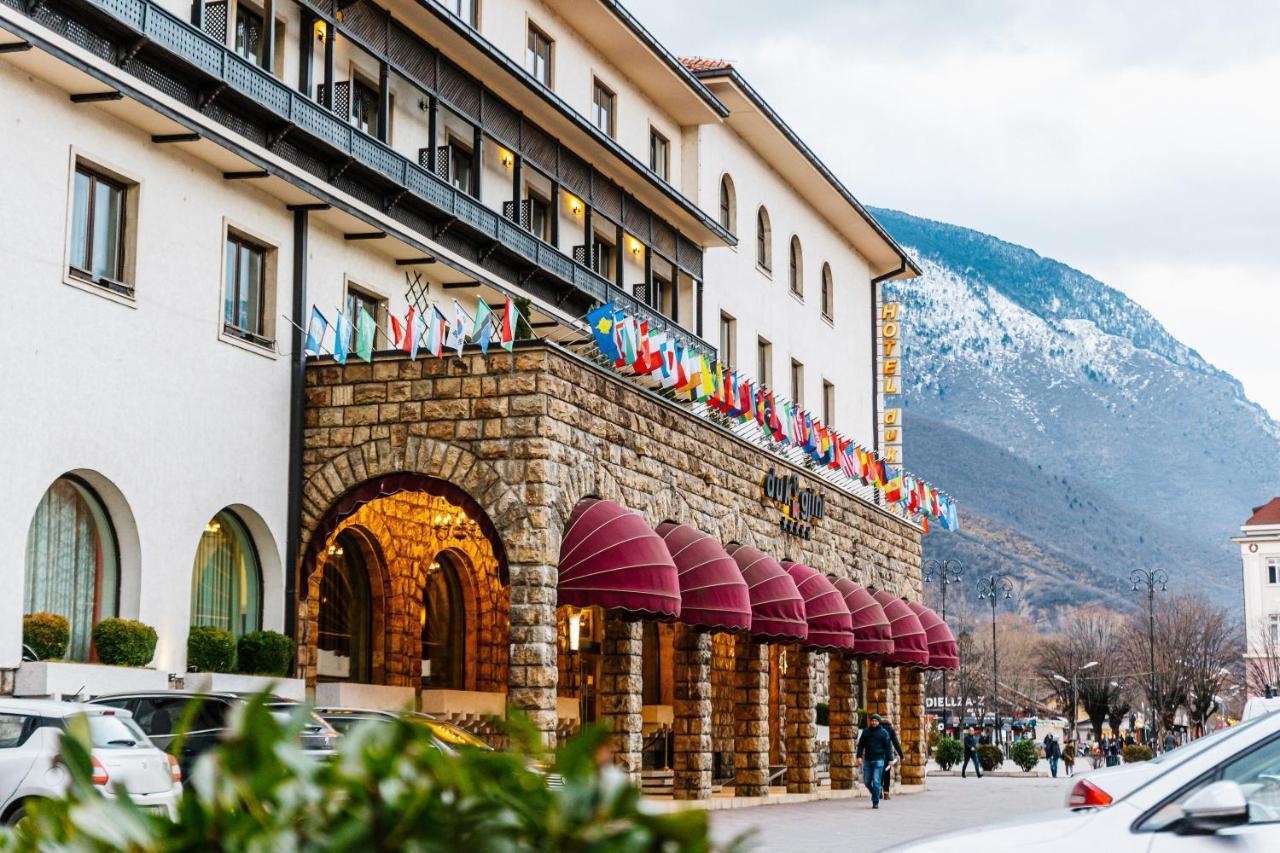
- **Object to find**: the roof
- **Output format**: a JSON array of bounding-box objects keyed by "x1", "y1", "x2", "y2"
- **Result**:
[
  {"x1": 1246, "y1": 497, "x2": 1280, "y2": 527},
  {"x1": 680, "y1": 56, "x2": 733, "y2": 73}
]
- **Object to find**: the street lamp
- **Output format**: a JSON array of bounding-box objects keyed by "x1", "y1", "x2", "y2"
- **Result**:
[
  {"x1": 1053, "y1": 660, "x2": 1098, "y2": 744},
  {"x1": 1130, "y1": 569, "x2": 1168, "y2": 751},
  {"x1": 924, "y1": 558, "x2": 965, "y2": 732},
  {"x1": 976, "y1": 574, "x2": 1015, "y2": 752}
]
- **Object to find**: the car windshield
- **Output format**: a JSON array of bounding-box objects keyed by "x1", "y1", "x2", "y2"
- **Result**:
[
  {"x1": 83, "y1": 713, "x2": 148, "y2": 748},
  {"x1": 321, "y1": 715, "x2": 385, "y2": 735}
]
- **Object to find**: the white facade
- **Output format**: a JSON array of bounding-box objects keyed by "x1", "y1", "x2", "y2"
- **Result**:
[{"x1": 1235, "y1": 499, "x2": 1280, "y2": 696}]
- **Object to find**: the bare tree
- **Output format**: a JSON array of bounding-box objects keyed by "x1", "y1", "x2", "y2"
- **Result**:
[
  {"x1": 1245, "y1": 623, "x2": 1280, "y2": 698},
  {"x1": 1182, "y1": 600, "x2": 1242, "y2": 737},
  {"x1": 1036, "y1": 605, "x2": 1127, "y2": 742},
  {"x1": 1122, "y1": 594, "x2": 1199, "y2": 739}
]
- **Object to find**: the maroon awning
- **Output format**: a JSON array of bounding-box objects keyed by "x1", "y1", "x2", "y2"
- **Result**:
[
  {"x1": 908, "y1": 602, "x2": 959, "y2": 671},
  {"x1": 873, "y1": 591, "x2": 930, "y2": 667},
  {"x1": 781, "y1": 562, "x2": 855, "y2": 651},
  {"x1": 725, "y1": 544, "x2": 807, "y2": 642},
  {"x1": 829, "y1": 576, "x2": 895, "y2": 659},
  {"x1": 557, "y1": 499, "x2": 681, "y2": 619},
  {"x1": 656, "y1": 523, "x2": 752, "y2": 633}
]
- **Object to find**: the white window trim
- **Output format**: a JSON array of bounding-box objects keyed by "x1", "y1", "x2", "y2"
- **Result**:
[
  {"x1": 525, "y1": 16, "x2": 554, "y2": 88},
  {"x1": 343, "y1": 274, "x2": 392, "y2": 343},
  {"x1": 62, "y1": 146, "x2": 141, "y2": 309},
  {"x1": 217, "y1": 217, "x2": 280, "y2": 359}
]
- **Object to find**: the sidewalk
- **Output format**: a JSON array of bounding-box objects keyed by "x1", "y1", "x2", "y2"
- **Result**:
[{"x1": 927, "y1": 757, "x2": 1079, "y2": 779}]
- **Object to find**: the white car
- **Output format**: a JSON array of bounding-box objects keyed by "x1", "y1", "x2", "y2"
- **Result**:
[
  {"x1": 0, "y1": 699, "x2": 182, "y2": 826},
  {"x1": 890, "y1": 709, "x2": 1280, "y2": 851},
  {"x1": 1066, "y1": 726, "x2": 1244, "y2": 809}
]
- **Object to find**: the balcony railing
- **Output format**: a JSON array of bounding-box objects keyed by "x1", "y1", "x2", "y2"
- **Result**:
[{"x1": 6, "y1": 0, "x2": 710, "y2": 357}]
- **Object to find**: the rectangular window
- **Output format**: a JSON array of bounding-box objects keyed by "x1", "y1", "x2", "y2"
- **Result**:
[
  {"x1": 823, "y1": 380, "x2": 835, "y2": 426},
  {"x1": 0, "y1": 714, "x2": 27, "y2": 749},
  {"x1": 350, "y1": 76, "x2": 380, "y2": 135},
  {"x1": 649, "y1": 129, "x2": 669, "y2": 180},
  {"x1": 446, "y1": 0, "x2": 476, "y2": 27},
  {"x1": 526, "y1": 24, "x2": 553, "y2": 87},
  {"x1": 719, "y1": 313, "x2": 736, "y2": 369},
  {"x1": 791, "y1": 358, "x2": 804, "y2": 407},
  {"x1": 223, "y1": 233, "x2": 269, "y2": 341},
  {"x1": 655, "y1": 274, "x2": 674, "y2": 319},
  {"x1": 593, "y1": 236, "x2": 615, "y2": 280},
  {"x1": 1269, "y1": 558, "x2": 1279, "y2": 585},
  {"x1": 591, "y1": 79, "x2": 615, "y2": 137},
  {"x1": 528, "y1": 192, "x2": 551, "y2": 242},
  {"x1": 1270, "y1": 614, "x2": 1280, "y2": 646},
  {"x1": 757, "y1": 338, "x2": 773, "y2": 387},
  {"x1": 234, "y1": 4, "x2": 266, "y2": 67},
  {"x1": 69, "y1": 164, "x2": 128, "y2": 289},
  {"x1": 447, "y1": 136, "x2": 474, "y2": 195},
  {"x1": 345, "y1": 285, "x2": 386, "y2": 340}
]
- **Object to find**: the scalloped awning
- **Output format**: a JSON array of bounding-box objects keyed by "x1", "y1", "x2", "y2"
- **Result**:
[
  {"x1": 557, "y1": 498, "x2": 681, "y2": 619},
  {"x1": 908, "y1": 602, "x2": 959, "y2": 671},
  {"x1": 873, "y1": 591, "x2": 930, "y2": 668},
  {"x1": 725, "y1": 544, "x2": 807, "y2": 642},
  {"x1": 656, "y1": 523, "x2": 752, "y2": 633},
  {"x1": 781, "y1": 562, "x2": 855, "y2": 651},
  {"x1": 829, "y1": 576, "x2": 894, "y2": 659}
]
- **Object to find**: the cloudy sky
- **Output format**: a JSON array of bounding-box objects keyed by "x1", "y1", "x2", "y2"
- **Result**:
[{"x1": 631, "y1": 0, "x2": 1280, "y2": 417}]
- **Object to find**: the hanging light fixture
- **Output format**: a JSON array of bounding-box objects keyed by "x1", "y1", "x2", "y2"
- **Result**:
[
  {"x1": 204, "y1": 520, "x2": 221, "y2": 535},
  {"x1": 567, "y1": 608, "x2": 582, "y2": 652}
]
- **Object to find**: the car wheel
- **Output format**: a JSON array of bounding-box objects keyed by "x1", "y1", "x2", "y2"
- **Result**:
[{"x1": 4, "y1": 804, "x2": 27, "y2": 828}]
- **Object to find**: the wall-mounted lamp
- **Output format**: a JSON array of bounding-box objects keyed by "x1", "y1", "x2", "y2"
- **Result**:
[
  {"x1": 326, "y1": 543, "x2": 344, "y2": 557},
  {"x1": 314, "y1": 19, "x2": 328, "y2": 44},
  {"x1": 567, "y1": 609, "x2": 582, "y2": 652},
  {"x1": 627, "y1": 236, "x2": 644, "y2": 258},
  {"x1": 498, "y1": 147, "x2": 514, "y2": 169},
  {"x1": 566, "y1": 194, "x2": 583, "y2": 216}
]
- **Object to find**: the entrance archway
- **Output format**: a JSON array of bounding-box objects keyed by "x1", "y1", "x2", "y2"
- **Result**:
[
  {"x1": 422, "y1": 550, "x2": 466, "y2": 690},
  {"x1": 316, "y1": 527, "x2": 384, "y2": 684}
]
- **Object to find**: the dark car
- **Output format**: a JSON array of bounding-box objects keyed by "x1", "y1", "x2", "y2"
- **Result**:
[
  {"x1": 89, "y1": 692, "x2": 338, "y2": 778},
  {"x1": 314, "y1": 707, "x2": 492, "y2": 753}
]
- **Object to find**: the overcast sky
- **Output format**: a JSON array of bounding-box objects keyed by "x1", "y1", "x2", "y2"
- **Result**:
[{"x1": 631, "y1": 0, "x2": 1280, "y2": 418}]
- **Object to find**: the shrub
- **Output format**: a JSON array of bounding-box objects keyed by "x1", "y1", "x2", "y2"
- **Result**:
[
  {"x1": 23, "y1": 612, "x2": 69, "y2": 661},
  {"x1": 187, "y1": 626, "x2": 236, "y2": 673},
  {"x1": 1123, "y1": 744, "x2": 1154, "y2": 763},
  {"x1": 934, "y1": 737, "x2": 963, "y2": 770},
  {"x1": 977, "y1": 743, "x2": 1005, "y2": 772},
  {"x1": 1010, "y1": 738, "x2": 1039, "y2": 772},
  {"x1": 91, "y1": 618, "x2": 157, "y2": 667},
  {"x1": 815, "y1": 702, "x2": 829, "y2": 727},
  {"x1": 237, "y1": 631, "x2": 294, "y2": 677}
]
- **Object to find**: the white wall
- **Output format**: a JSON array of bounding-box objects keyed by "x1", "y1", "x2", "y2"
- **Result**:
[{"x1": 1241, "y1": 529, "x2": 1280, "y2": 660}]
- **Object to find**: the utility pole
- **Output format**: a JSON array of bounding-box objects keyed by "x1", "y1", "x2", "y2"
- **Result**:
[
  {"x1": 924, "y1": 558, "x2": 965, "y2": 733},
  {"x1": 1130, "y1": 569, "x2": 1168, "y2": 751},
  {"x1": 976, "y1": 574, "x2": 1015, "y2": 753}
]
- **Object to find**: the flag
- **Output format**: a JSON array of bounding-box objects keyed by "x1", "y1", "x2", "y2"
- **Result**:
[
  {"x1": 450, "y1": 300, "x2": 471, "y2": 356},
  {"x1": 390, "y1": 314, "x2": 405, "y2": 350},
  {"x1": 406, "y1": 308, "x2": 424, "y2": 359},
  {"x1": 472, "y1": 300, "x2": 495, "y2": 355},
  {"x1": 355, "y1": 306, "x2": 375, "y2": 363},
  {"x1": 333, "y1": 310, "x2": 349, "y2": 364},
  {"x1": 500, "y1": 296, "x2": 517, "y2": 351},
  {"x1": 425, "y1": 306, "x2": 447, "y2": 357},
  {"x1": 697, "y1": 356, "x2": 715, "y2": 400},
  {"x1": 587, "y1": 303, "x2": 620, "y2": 362},
  {"x1": 884, "y1": 469, "x2": 903, "y2": 503},
  {"x1": 304, "y1": 306, "x2": 327, "y2": 356}
]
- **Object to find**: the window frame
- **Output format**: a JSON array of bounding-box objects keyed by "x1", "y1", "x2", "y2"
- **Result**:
[
  {"x1": 219, "y1": 220, "x2": 278, "y2": 355},
  {"x1": 526, "y1": 22, "x2": 553, "y2": 87},
  {"x1": 790, "y1": 358, "x2": 805, "y2": 407},
  {"x1": 757, "y1": 337, "x2": 773, "y2": 387},
  {"x1": 788, "y1": 235, "x2": 804, "y2": 298},
  {"x1": 349, "y1": 72, "x2": 382, "y2": 136},
  {"x1": 591, "y1": 77, "x2": 616, "y2": 138},
  {"x1": 1270, "y1": 613, "x2": 1280, "y2": 646},
  {"x1": 649, "y1": 127, "x2": 669, "y2": 181},
  {"x1": 719, "y1": 174, "x2": 736, "y2": 233},
  {"x1": 67, "y1": 158, "x2": 136, "y2": 299},
  {"x1": 527, "y1": 190, "x2": 552, "y2": 243},
  {"x1": 344, "y1": 279, "x2": 389, "y2": 347},
  {"x1": 756, "y1": 206, "x2": 772, "y2": 273},
  {"x1": 190, "y1": 509, "x2": 264, "y2": 641},
  {"x1": 821, "y1": 262, "x2": 834, "y2": 321},
  {"x1": 446, "y1": 0, "x2": 478, "y2": 28},
  {"x1": 823, "y1": 379, "x2": 835, "y2": 426},
  {"x1": 446, "y1": 134, "x2": 475, "y2": 196},
  {"x1": 592, "y1": 230, "x2": 616, "y2": 280},
  {"x1": 1267, "y1": 557, "x2": 1278, "y2": 585},
  {"x1": 719, "y1": 312, "x2": 736, "y2": 369}
]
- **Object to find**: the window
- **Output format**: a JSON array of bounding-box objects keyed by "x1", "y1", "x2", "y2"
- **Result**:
[
  {"x1": 1220, "y1": 731, "x2": 1280, "y2": 824},
  {"x1": 447, "y1": 136, "x2": 474, "y2": 196},
  {"x1": 789, "y1": 236, "x2": 803, "y2": 296},
  {"x1": 649, "y1": 129, "x2": 669, "y2": 180},
  {"x1": 422, "y1": 552, "x2": 467, "y2": 689},
  {"x1": 591, "y1": 78, "x2": 615, "y2": 137},
  {"x1": 24, "y1": 477, "x2": 119, "y2": 661},
  {"x1": 223, "y1": 233, "x2": 270, "y2": 342},
  {"x1": 1271, "y1": 614, "x2": 1280, "y2": 646},
  {"x1": 593, "y1": 234, "x2": 615, "y2": 280},
  {"x1": 823, "y1": 380, "x2": 835, "y2": 426},
  {"x1": 350, "y1": 76, "x2": 380, "y2": 135},
  {"x1": 318, "y1": 530, "x2": 375, "y2": 682},
  {"x1": 69, "y1": 163, "x2": 129, "y2": 290},
  {"x1": 655, "y1": 272, "x2": 675, "y2": 318},
  {"x1": 719, "y1": 313, "x2": 736, "y2": 368},
  {"x1": 528, "y1": 192, "x2": 551, "y2": 242},
  {"x1": 191, "y1": 510, "x2": 263, "y2": 641},
  {"x1": 791, "y1": 358, "x2": 804, "y2": 406},
  {"x1": 0, "y1": 715, "x2": 27, "y2": 749},
  {"x1": 526, "y1": 24, "x2": 552, "y2": 86},
  {"x1": 1268, "y1": 557, "x2": 1279, "y2": 584},
  {"x1": 234, "y1": 3, "x2": 266, "y2": 67},
  {"x1": 757, "y1": 338, "x2": 773, "y2": 387},
  {"x1": 821, "y1": 263, "x2": 834, "y2": 319},
  {"x1": 445, "y1": 0, "x2": 477, "y2": 27},
  {"x1": 719, "y1": 174, "x2": 736, "y2": 232},
  {"x1": 756, "y1": 206, "x2": 772, "y2": 271},
  {"x1": 345, "y1": 285, "x2": 386, "y2": 340}
]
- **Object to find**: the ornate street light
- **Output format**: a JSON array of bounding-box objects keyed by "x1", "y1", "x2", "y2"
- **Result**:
[
  {"x1": 1053, "y1": 660, "x2": 1098, "y2": 743},
  {"x1": 924, "y1": 558, "x2": 965, "y2": 732},
  {"x1": 976, "y1": 574, "x2": 1015, "y2": 752},
  {"x1": 1130, "y1": 568, "x2": 1169, "y2": 750}
]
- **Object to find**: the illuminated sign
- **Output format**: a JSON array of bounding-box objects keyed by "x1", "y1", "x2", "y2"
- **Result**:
[
  {"x1": 878, "y1": 300, "x2": 903, "y2": 464},
  {"x1": 761, "y1": 468, "x2": 825, "y2": 539}
]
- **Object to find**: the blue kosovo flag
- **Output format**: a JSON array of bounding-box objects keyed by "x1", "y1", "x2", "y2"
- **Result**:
[{"x1": 587, "y1": 304, "x2": 621, "y2": 362}]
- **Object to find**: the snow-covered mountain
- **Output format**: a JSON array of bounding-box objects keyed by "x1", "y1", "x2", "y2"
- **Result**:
[{"x1": 874, "y1": 208, "x2": 1280, "y2": 612}]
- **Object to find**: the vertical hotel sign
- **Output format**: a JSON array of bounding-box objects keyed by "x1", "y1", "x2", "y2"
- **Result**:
[{"x1": 877, "y1": 297, "x2": 903, "y2": 464}]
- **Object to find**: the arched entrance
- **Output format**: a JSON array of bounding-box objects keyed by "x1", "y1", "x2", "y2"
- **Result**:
[
  {"x1": 421, "y1": 550, "x2": 466, "y2": 690},
  {"x1": 316, "y1": 527, "x2": 382, "y2": 684}
]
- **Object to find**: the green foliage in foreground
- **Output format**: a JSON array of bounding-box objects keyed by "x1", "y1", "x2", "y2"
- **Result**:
[
  {"x1": 3, "y1": 693, "x2": 744, "y2": 852},
  {"x1": 933, "y1": 737, "x2": 963, "y2": 770},
  {"x1": 1009, "y1": 738, "x2": 1039, "y2": 772}
]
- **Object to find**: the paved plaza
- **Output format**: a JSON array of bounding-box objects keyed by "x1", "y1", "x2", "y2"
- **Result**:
[{"x1": 710, "y1": 774, "x2": 1075, "y2": 852}]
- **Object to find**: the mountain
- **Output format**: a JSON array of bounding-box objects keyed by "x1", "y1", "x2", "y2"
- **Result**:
[{"x1": 872, "y1": 207, "x2": 1280, "y2": 614}]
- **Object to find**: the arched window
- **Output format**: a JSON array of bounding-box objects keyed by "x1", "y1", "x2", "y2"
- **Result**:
[
  {"x1": 821, "y1": 262, "x2": 833, "y2": 319},
  {"x1": 422, "y1": 551, "x2": 467, "y2": 690},
  {"x1": 318, "y1": 530, "x2": 374, "y2": 682},
  {"x1": 756, "y1": 206, "x2": 771, "y2": 271},
  {"x1": 191, "y1": 510, "x2": 262, "y2": 640},
  {"x1": 719, "y1": 174, "x2": 736, "y2": 232},
  {"x1": 789, "y1": 236, "x2": 803, "y2": 296},
  {"x1": 24, "y1": 476, "x2": 120, "y2": 661}
]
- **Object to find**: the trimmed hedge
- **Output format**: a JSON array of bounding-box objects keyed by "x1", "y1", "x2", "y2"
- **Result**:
[
  {"x1": 24, "y1": 612, "x2": 70, "y2": 661},
  {"x1": 1010, "y1": 738, "x2": 1039, "y2": 772},
  {"x1": 187, "y1": 626, "x2": 236, "y2": 673},
  {"x1": 977, "y1": 743, "x2": 1005, "y2": 772},
  {"x1": 1123, "y1": 744, "x2": 1154, "y2": 763},
  {"x1": 815, "y1": 702, "x2": 829, "y2": 727},
  {"x1": 92, "y1": 619, "x2": 158, "y2": 667},
  {"x1": 934, "y1": 737, "x2": 963, "y2": 770},
  {"x1": 237, "y1": 631, "x2": 294, "y2": 677}
]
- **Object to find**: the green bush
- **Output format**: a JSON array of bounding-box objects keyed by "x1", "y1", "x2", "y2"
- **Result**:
[
  {"x1": 815, "y1": 702, "x2": 829, "y2": 727},
  {"x1": 977, "y1": 743, "x2": 1005, "y2": 772},
  {"x1": 91, "y1": 618, "x2": 157, "y2": 667},
  {"x1": 187, "y1": 626, "x2": 236, "y2": 673},
  {"x1": 1010, "y1": 738, "x2": 1039, "y2": 772},
  {"x1": 237, "y1": 630, "x2": 294, "y2": 677},
  {"x1": 2, "y1": 694, "x2": 744, "y2": 851},
  {"x1": 1123, "y1": 744, "x2": 1154, "y2": 763},
  {"x1": 23, "y1": 612, "x2": 69, "y2": 661},
  {"x1": 934, "y1": 737, "x2": 964, "y2": 770}
]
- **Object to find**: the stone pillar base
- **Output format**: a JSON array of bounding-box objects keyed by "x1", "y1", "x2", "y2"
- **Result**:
[
  {"x1": 673, "y1": 625, "x2": 712, "y2": 800},
  {"x1": 829, "y1": 655, "x2": 858, "y2": 790},
  {"x1": 601, "y1": 616, "x2": 643, "y2": 783},
  {"x1": 506, "y1": 563, "x2": 558, "y2": 745},
  {"x1": 900, "y1": 667, "x2": 926, "y2": 785},
  {"x1": 784, "y1": 646, "x2": 816, "y2": 794},
  {"x1": 733, "y1": 636, "x2": 769, "y2": 796}
]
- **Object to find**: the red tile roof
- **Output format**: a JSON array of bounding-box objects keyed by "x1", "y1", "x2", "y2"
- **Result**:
[
  {"x1": 1245, "y1": 497, "x2": 1280, "y2": 526},
  {"x1": 680, "y1": 56, "x2": 733, "y2": 73}
]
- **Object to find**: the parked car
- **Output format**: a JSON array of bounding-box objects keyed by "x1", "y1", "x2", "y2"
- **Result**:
[
  {"x1": 891, "y1": 709, "x2": 1280, "y2": 851},
  {"x1": 313, "y1": 707, "x2": 491, "y2": 753},
  {"x1": 89, "y1": 692, "x2": 338, "y2": 778},
  {"x1": 0, "y1": 698, "x2": 182, "y2": 826}
]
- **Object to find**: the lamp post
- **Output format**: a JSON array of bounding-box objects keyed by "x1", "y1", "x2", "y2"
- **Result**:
[
  {"x1": 976, "y1": 574, "x2": 1014, "y2": 752},
  {"x1": 1129, "y1": 569, "x2": 1168, "y2": 751},
  {"x1": 1053, "y1": 660, "x2": 1099, "y2": 744},
  {"x1": 923, "y1": 558, "x2": 965, "y2": 733}
]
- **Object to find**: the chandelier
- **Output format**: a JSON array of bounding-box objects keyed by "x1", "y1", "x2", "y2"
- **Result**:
[{"x1": 432, "y1": 510, "x2": 481, "y2": 542}]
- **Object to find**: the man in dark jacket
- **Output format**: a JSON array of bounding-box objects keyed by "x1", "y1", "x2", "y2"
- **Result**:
[
  {"x1": 878, "y1": 718, "x2": 906, "y2": 799},
  {"x1": 856, "y1": 713, "x2": 895, "y2": 808},
  {"x1": 961, "y1": 726, "x2": 982, "y2": 779},
  {"x1": 1045, "y1": 734, "x2": 1061, "y2": 778}
]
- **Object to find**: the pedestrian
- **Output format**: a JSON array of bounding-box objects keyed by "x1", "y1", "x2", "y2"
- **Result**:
[
  {"x1": 960, "y1": 725, "x2": 982, "y2": 779},
  {"x1": 878, "y1": 717, "x2": 906, "y2": 800},
  {"x1": 1062, "y1": 739, "x2": 1076, "y2": 777},
  {"x1": 1045, "y1": 734, "x2": 1061, "y2": 778},
  {"x1": 1163, "y1": 731, "x2": 1176, "y2": 753},
  {"x1": 855, "y1": 713, "x2": 895, "y2": 809},
  {"x1": 1105, "y1": 738, "x2": 1120, "y2": 768}
]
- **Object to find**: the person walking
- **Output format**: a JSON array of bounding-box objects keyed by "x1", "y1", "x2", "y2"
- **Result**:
[
  {"x1": 878, "y1": 717, "x2": 906, "y2": 800},
  {"x1": 856, "y1": 713, "x2": 895, "y2": 809},
  {"x1": 1062, "y1": 739, "x2": 1076, "y2": 777},
  {"x1": 960, "y1": 725, "x2": 982, "y2": 779},
  {"x1": 1045, "y1": 734, "x2": 1061, "y2": 778},
  {"x1": 1163, "y1": 731, "x2": 1177, "y2": 754},
  {"x1": 1105, "y1": 738, "x2": 1120, "y2": 768}
]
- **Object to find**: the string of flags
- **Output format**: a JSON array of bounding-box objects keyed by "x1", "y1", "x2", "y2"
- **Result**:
[
  {"x1": 586, "y1": 303, "x2": 960, "y2": 533},
  {"x1": 303, "y1": 294, "x2": 523, "y2": 364}
]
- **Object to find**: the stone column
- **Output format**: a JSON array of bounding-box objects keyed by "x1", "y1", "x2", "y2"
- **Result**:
[
  {"x1": 899, "y1": 668, "x2": 927, "y2": 785},
  {"x1": 711, "y1": 634, "x2": 737, "y2": 780},
  {"x1": 673, "y1": 625, "x2": 713, "y2": 799},
  {"x1": 600, "y1": 615, "x2": 643, "y2": 783},
  {"x1": 865, "y1": 660, "x2": 891, "y2": 717},
  {"x1": 507, "y1": 562, "x2": 558, "y2": 745},
  {"x1": 783, "y1": 646, "x2": 817, "y2": 793},
  {"x1": 828, "y1": 655, "x2": 858, "y2": 790},
  {"x1": 733, "y1": 635, "x2": 770, "y2": 796}
]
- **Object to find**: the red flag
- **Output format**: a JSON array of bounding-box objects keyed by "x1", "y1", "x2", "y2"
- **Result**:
[{"x1": 500, "y1": 297, "x2": 516, "y2": 351}]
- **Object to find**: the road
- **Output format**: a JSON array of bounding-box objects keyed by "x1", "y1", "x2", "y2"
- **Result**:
[{"x1": 711, "y1": 774, "x2": 1075, "y2": 852}]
